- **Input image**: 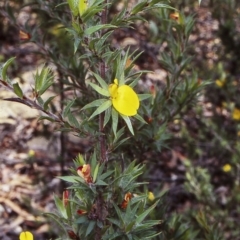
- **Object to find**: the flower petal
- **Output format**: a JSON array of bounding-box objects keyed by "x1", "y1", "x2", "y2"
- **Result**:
[
  {"x1": 19, "y1": 231, "x2": 33, "y2": 240},
  {"x1": 112, "y1": 85, "x2": 139, "y2": 116}
]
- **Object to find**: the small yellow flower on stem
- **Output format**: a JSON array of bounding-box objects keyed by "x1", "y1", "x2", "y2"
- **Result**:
[
  {"x1": 28, "y1": 149, "x2": 35, "y2": 158},
  {"x1": 232, "y1": 108, "x2": 240, "y2": 121},
  {"x1": 19, "y1": 231, "x2": 34, "y2": 240},
  {"x1": 222, "y1": 164, "x2": 231, "y2": 172},
  {"x1": 121, "y1": 192, "x2": 132, "y2": 209},
  {"x1": 108, "y1": 79, "x2": 139, "y2": 116},
  {"x1": 148, "y1": 191, "x2": 155, "y2": 201},
  {"x1": 215, "y1": 79, "x2": 225, "y2": 87},
  {"x1": 77, "y1": 164, "x2": 93, "y2": 183}
]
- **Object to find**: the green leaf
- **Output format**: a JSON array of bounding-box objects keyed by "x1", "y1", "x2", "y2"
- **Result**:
[
  {"x1": 58, "y1": 176, "x2": 83, "y2": 183},
  {"x1": 84, "y1": 24, "x2": 116, "y2": 36},
  {"x1": 113, "y1": 137, "x2": 130, "y2": 150},
  {"x1": 111, "y1": 107, "x2": 118, "y2": 136},
  {"x1": 134, "y1": 114, "x2": 147, "y2": 124},
  {"x1": 91, "y1": 72, "x2": 109, "y2": 89},
  {"x1": 121, "y1": 115, "x2": 134, "y2": 135},
  {"x1": 85, "y1": 221, "x2": 96, "y2": 237},
  {"x1": 63, "y1": 99, "x2": 75, "y2": 118},
  {"x1": 93, "y1": 163, "x2": 99, "y2": 183},
  {"x1": 82, "y1": 99, "x2": 107, "y2": 110},
  {"x1": 76, "y1": 215, "x2": 88, "y2": 223},
  {"x1": 131, "y1": 0, "x2": 148, "y2": 14},
  {"x1": 67, "y1": 0, "x2": 79, "y2": 16},
  {"x1": 43, "y1": 96, "x2": 56, "y2": 111},
  {"x1": 68, "y1": 112, "x2": 80, "y2": 128},
  {"x1": 37, "y1": 96, "x2": 44, "y2": 106},
  {"x1": 34, "y1": 67, "x2": 54, "y2": 96},
  {"x1": 88, "y1": 82, "x2": 110, "y2": 96},
  {"x1": 74, "y1": 37, "x2": 81, "y2": 54},
  {"x1": 138, "y1": 94, "x2": 152, "y2": 101},
  {"x1": 82, "y1": 6, "x2": 104, "y2": 22},
  {"x1": 53, "y1": 194, "x2": 67, "y2": 219},
  {"x1": 75, "y1": 153, "x2": 85, "y2": 166},
  {"x1": 38, "y1": 116, "x2": 56, "y2": 122},
  {"x1": 89, "y1": 100, "x2": 112, "y2": 120},
  {"x1": 44, "y1": 213, "x2": 68, "y2": 238},
  {"x1": 104, "y1": 107, "x2": 111, "y2": 127},
  {"x1": 13, "y1": 83, "x2": 23, "y2": 98},
  {"x1": 99, "y1": 170, "x2": 114, "y2": 181},
  {"x1": 95, "y1": 179, "x2": 108, "y2": 185},
  {"x1": 112, "y1": 202, "x2": 124, "y2": 226},
  {"x1": 136, "y1": 200, "x2": 159, "y2": 225},
  {"x1": 1, "y1": 57, "x2": 16, "y2": 81}
]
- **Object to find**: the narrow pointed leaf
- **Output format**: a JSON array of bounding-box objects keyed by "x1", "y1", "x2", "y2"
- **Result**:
[
  {"x1": 92, "y1": 72, "x2": 108, "y2": 89},
  {"x1": 121, "y1": 115, "x2": 134, "y2": 135},
  {"x1": 104, "y1": 107, "x2": 111, "y2": 127},
  {"x1": 111, "y1": 107, "x2": 118, "y2": 136},
  {"x1": 138, "y1": 94, "x2": 152, "y2": 101},
  {"x1": 85, "y1": 221, "x2": 96, "y2": 237},
  {"x1": 93, "y1": 163, "x2": 99, "y2": 183},
  {"x1": 84, "y1": 24, "x2": 116, "y2": 36},
  {"x1": 136, "y1": 200, "x2": 159, "y2": 224},
  {"x1": 82, "y1": 99, "x2": 107, "y2": 110},
  {"x1": 88, "y1": 82, "x2": 109, "y2": 96},
  {"x1": 63, "y1": 99, "x2": 75, "y2": 118},
  {"x1": 89, "y1": 100, "x2": 112, "y2": 120},
  {"x1": 134, "y1": 114, "x2": 148, "y2": 124},
  {"x1": 13, "y1": 83, "x2": 23, "y2": 98},
  {"x1": 43, "y1": 96, "x2": 56, "y2": 111},
  {"x1": 1, "y1": 57, "x2": 16, "y2": 81}
]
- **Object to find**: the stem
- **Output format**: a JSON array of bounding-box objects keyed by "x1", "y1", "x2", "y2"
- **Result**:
[
  {"x1": 99, "y1": 1, "x2": 108, "y2": 164},
  {"x1": 59, "y1": 71, "x2": 66, "y2": 192},
  {"x1": 95, "y1": 2, "x2": 108, "y2": 240}
]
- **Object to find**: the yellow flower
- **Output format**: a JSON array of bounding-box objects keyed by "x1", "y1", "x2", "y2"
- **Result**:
[
  {"x1": 28, "y1": 149, "x2": 35, "y2": 157},
  {"x1": 232, "y1": 108, "x2": 240, "y2": 120},
  {"x1": 222, "y1": 164, "x2": 231, "y2": 172},
  {"x1": 19, "y1": 231, "x2": 34, "y2": 240},
  {"x1": 148, "y1": 191, "x2": 155, "y2": 201},
  {"x1": 108, "y1": 79, "x2": 139, "y2": 116},
  {"x1": 215, "y1": 79, "x2": 225, "y2": 87},
  {"x1": 79, "y1": 0, "x2": 88, "y2": 16}
]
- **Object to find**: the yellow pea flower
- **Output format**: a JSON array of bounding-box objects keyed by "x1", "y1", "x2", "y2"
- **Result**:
[
  {"x1": 222, "y1": 164, "x2": 231, "y2": 172},
  {"x1": 232, "y1": 108, "x2": 240, "y2": 121},
  {"x1": 19, "y1": 231, "x2": 34, "y2": 240},
  {"x1": 148, "y1": 191, "x2": 155, "y2": 201},
  {"x1": 215, "y1": 79, "x2": 225, "y2": 87},
  {"x1": 79, "y1": 0, "x2": 88, "y2": 16},
  {"x1": 109, "y1": 79, "x2": 139, "y2": 116}
]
